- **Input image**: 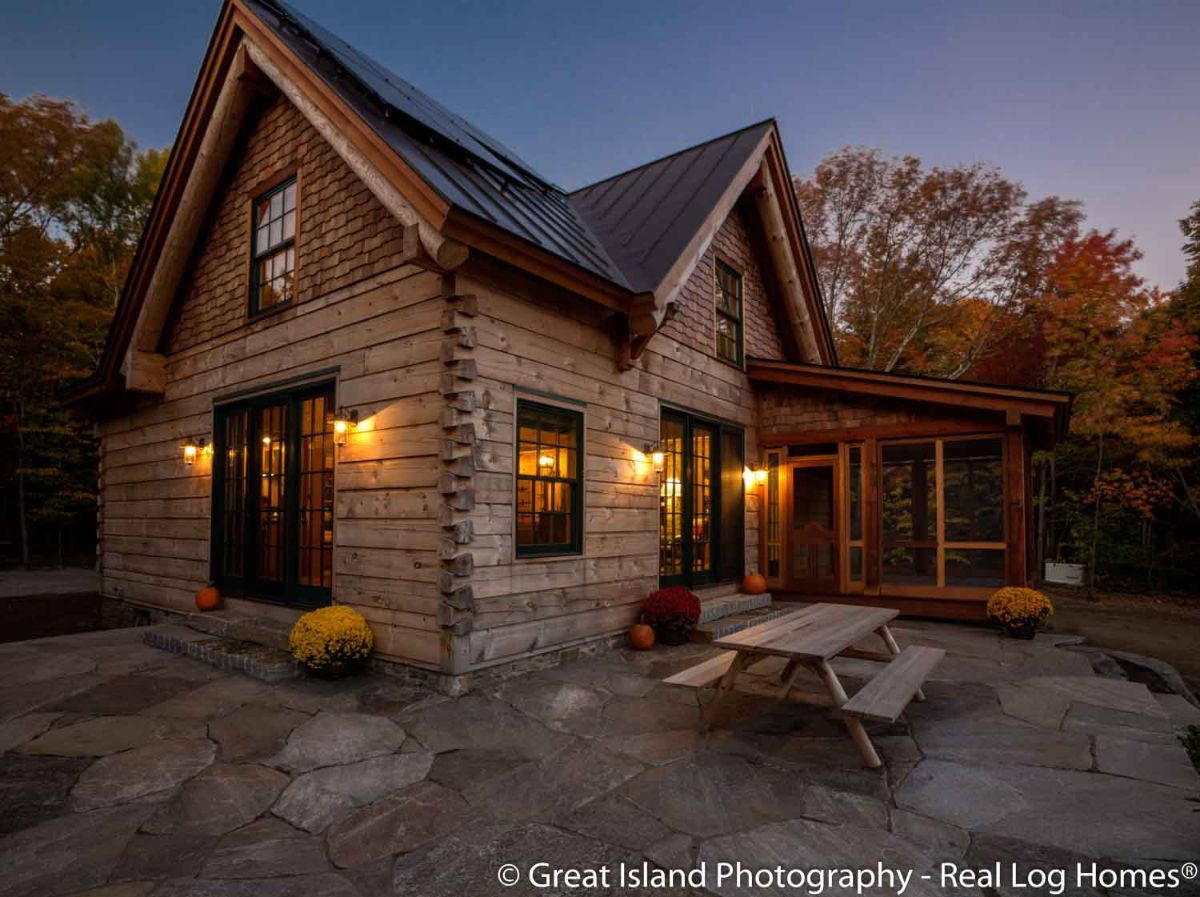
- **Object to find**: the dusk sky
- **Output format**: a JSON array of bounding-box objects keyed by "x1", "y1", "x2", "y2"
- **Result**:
[{"x1": 2, "y1": 0, "x2": 1197, "y2": 288}]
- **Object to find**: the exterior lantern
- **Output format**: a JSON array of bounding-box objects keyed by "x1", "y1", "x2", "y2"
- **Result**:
[
  {"x1": 182, "y1": 437, "x2": 206, "y2": 466},
  {"x1": 333, "y1": 407, "x2": 359, "y2": 446},
  {"x1": 646, "y1": 442, "x2": 665, "y2": 473}
]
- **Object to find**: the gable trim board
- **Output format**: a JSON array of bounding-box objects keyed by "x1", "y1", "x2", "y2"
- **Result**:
[{"x1": 66, "y1": 0, "x2": 834, "y2": 408}]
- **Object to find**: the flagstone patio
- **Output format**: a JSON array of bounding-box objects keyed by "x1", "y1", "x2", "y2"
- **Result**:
[{"x1": 0, "y1": 620, "x2": 1196, "y2": 897}]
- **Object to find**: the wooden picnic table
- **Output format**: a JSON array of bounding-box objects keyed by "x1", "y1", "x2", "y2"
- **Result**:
[{"x1": 665, "y1": 603, "x2": 944, "y2": 768}]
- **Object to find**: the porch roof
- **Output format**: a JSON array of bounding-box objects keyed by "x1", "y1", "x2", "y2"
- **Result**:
[{"x1": 747, "y1": 358, "x2": 1072, "y2": 447}]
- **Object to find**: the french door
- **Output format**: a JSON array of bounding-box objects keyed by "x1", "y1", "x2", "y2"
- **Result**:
[
  {"x1": 658, "y1": 409, "x2": 744, "y2": 588},
  {"x1": 212, "y1": 383, "x2": 335, "y2": 606}
]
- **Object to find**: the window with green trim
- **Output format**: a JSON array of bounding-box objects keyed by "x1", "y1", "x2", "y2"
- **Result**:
[
  {"x1": 515, "y1": 400, "x2": 583, "y2": 557},
  {"x1": 715, "y1": 259, "x2": 743, "y2": 365},
  {"x1": 250, "y1": 177, "x2": 297, "y2": 314}
]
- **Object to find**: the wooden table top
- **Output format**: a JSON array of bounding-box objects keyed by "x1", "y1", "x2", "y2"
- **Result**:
[{"x1": 712, "y1": 603, "x2": 898, "y2": 661}]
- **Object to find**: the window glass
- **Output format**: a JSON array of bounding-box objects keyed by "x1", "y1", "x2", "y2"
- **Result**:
[
  {"x1": 251, "y1": 176, "x2": 298, "y2": 313},
  {"x1": 516, "y1": 401, "x2": 582, "y2": 556},
  {"x1": 881, "y1": 442, "x2": 938, "y2": 586},
  {"x1": 714, "y1": 260, "x2": 743, "y2": 365}
]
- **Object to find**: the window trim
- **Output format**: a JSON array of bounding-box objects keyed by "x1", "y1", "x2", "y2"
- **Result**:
[
  {"x1": 713, "y1": 256, "x2": 744, "y2": 368},
  {"x1": 210, "y1": 380, "x2": 335, "y2": 607},
  {"x1": 248, "y1": 173, "x2": 300, "y2": 317},
  {"x1": 513, "y1": 398, "x2": 585, "y2": 559}
]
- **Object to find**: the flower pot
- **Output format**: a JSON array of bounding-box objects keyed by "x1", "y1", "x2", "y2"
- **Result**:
[
  {"x1": 307, "y1": 661, "x2": 352, "y2": 680},
  {"x1": 1005, "y1": 620, "x2": 1038, "y2": 640}
]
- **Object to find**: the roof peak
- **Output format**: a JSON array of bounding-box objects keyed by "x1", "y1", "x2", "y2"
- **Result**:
[{"x1": 568, "y1": 118, "x2": 776, "y2": 196}]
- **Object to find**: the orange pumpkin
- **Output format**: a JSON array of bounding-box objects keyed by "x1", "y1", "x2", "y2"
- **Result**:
[
  {"x1": 629, "y1": 622, "x2": 655, "y2": 651},
  {"x1": 742, "y1": 572, "x2": 767, "y2": 595},
  {"x1": 195, "y1": 585, "x2": 222, "y2": 612}
]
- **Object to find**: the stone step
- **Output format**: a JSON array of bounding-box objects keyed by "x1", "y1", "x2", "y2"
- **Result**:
[
  {"x1": 691, "y1": 603, "x2": 794, "y2": 643},
  {"x1": 698, "y1": 591, "x2": 772, "y2": 624},
  {"x1": 177, "y1": 608, "x2": 294, "y2": 651},
  {"x1": 144, "y1": 623, "x2": 299, "y2": 682}
]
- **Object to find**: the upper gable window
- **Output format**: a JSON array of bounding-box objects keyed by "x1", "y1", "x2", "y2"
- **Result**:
[
  {"x1": 251, "y1": 177, "x2": 298, "y2": 314},
  {"x1": 714, "y1": 259, "x2": 743, "y2": 366}
]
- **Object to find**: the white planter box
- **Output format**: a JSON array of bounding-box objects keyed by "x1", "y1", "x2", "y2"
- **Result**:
[{"x1": 1044, "y1": 562, "x2": 1085, "y2": 586}]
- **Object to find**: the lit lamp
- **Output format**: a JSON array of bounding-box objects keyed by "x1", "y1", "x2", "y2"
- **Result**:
[
  {"x1": 182, "y1": 437, "x2": 206, "y2": 466},
  {"x1": 755, "y1": 467, "x2": 768, "y2": 486},
  {"x1": 332, "y1": 408, "x2": 359, "y2": 446},
  {"x1": 743, "y1": 465, "x2": 769, "y2": 489},
  {"x1": 645, "y1": 442, "x2": 665, "y2": 474},
  {"x1": 537, "y1": 452, "x2": 556, "y2": 471}
]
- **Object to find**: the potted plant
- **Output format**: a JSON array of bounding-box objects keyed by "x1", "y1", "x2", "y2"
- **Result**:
[
  {"x1": 640, "y1": 586, "x2": 701, "y2": 645},
  {"x1": 288, "y1": 605, "x2": 375, "y2": 678},
  {"x1": 987, "y1": 587, "x2": 1054, "y2": 639}
]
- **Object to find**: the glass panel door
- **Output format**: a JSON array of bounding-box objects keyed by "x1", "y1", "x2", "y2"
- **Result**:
[
  {"x1": 658, "y1": 411, "x2": 740, "y2": 588},
  {"x1": 214, "y1": 384, "x2": 335, "y2": 606},
  {"x1": 690, "y1": 421, "x2": 715, "y2": 582}
]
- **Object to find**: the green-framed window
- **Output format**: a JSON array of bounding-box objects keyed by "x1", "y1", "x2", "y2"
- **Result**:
[
  {"x1": 515, "y1": 400, "x2": 583, "y2": 557},
  {"x1": 250, "y1": 176, "x2": 297, "y2": 314},
  {"x1": 714, "y1": 259, "x2": 743, "y2": 366},
  {"x1": 212, "y1": 382, "x2": 334, "y2": 606}
]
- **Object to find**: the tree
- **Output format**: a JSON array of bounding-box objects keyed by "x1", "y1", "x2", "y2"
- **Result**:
[
  {"x1": 794, "y1": 147, "x2": 1081, "y2": 377},
  {"x1": 0, "y1": 92, "x2": 164, "y2": 566}
]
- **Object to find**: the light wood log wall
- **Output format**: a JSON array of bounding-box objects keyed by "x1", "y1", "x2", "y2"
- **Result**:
[{"x1": 444, "y1": 268, "x2": 763, "y2": 673}]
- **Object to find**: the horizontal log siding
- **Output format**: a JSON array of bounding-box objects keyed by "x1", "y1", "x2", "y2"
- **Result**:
[
  {"x1": 98, "y1": 93, "x2": 449, "y2": 669},
  {"x1": 452, "y1": 272, "x2": 761, "y2": 672}
]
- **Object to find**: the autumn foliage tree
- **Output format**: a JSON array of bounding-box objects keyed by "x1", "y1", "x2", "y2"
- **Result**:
[{"x1": 0, "y1": 93, "x2": 165, "y2": 565}]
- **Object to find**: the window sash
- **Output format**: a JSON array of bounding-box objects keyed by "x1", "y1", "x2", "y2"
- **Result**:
[
  {"x1": 515, "y1": 400, "x2": 583, "y2": 557},
  {"x1": 714, "y1": 259, "x2": 743, "y2": 365},
  {"x1": 250, "y1": 177, "x2": 298, "y2": 314}
]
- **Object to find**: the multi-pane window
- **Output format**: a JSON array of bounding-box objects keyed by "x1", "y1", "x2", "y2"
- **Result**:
[
  {"x1": 516, "y1": 400, "x2": 583, "y2": 557},
  {"x1": 213, "y1": 383, "x2": 334, "y2": 605},
  {"x1": 251, "y1": 177, "x2": 297, "y2": 314},
  {"x1": 714, "y1": 259, "x2": 743, "y2": 365}
]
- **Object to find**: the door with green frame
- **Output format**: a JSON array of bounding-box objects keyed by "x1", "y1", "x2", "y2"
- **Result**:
[
  {"x1": 212, "y1": 383, "x2": 336, "y2": 606},
  {"x1": 658, "y1": 409, "x2": 744, "y2": 588}
]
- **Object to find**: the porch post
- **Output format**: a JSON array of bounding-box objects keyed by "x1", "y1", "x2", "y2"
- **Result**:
[{"x1": 1004, "y1": 418, "x2": 1027, "y2": 586}]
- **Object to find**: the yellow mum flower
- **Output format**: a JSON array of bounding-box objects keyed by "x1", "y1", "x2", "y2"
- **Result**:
[
  {"x1": 289, "y1": 605, "x2": 375, "y2": 670},
  {"x1": 987, "y1": 587, "x2": 1054, "y2": 626}
]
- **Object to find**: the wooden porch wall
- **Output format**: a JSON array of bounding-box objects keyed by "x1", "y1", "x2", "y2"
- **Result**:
[{"x1": 97, "y1": 96, "x2": 451, "y2": 669}]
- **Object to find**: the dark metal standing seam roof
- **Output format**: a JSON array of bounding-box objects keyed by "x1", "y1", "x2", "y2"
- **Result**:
[
  {"x1": 243, "y1": 0, "x2": 631, "y2": 288},
  {"x1": 567, "y1": 122, "x2": 774, "y2": 294}
]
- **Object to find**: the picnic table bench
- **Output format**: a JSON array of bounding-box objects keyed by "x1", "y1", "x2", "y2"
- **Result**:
[{"x1": 664, "y1": 603, "x2": 944, "y2": 768}]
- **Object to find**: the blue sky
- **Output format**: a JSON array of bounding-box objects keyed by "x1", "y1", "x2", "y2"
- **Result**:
[{"x1": 2, "y1": 0, "x2": 1197, "y2": 287}]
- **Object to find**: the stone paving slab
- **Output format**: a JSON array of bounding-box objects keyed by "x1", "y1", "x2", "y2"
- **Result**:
[{"x1": 0, "y1": 622, "x2": 1197, "y2": 897}]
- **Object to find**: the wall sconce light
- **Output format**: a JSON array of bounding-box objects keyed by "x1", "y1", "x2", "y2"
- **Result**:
[
  {"x1": 332, "y1": 407, "x2": 358, "y2": 446},
  {"x1": 537, "y1": 452, "x2": 556, "y2": 471},
  {"x1": 645, "y1": 442, "x2": 665, "y2": 473},
  {"x1": 182, "y1": 437, "x2": 207, "y2": 466},
  {"x1": 743, "y1": 465, "x2": 769, "y2": 489}
]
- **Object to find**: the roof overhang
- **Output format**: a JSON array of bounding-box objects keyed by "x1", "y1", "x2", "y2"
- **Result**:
[{"x1": 748, "y1": 358, "x2": 1072, "y2": 446}]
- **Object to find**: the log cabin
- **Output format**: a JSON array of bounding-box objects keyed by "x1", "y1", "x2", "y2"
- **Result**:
[{"x1": 67, "y1": 0, "x2": 1071, "y2": 682}]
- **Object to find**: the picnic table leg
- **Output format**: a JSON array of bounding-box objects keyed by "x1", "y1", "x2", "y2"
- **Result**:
[
  {"x1": 815, "y1": 659, "x2": 882, "y2": 769},
  {"x1": 703, "y1": 651, "x2": 748, "y2": 732},
  {"x1": 779, "y1": 659, "x2": 801, "y2": 684},
  {"x1": 879, "y1": 625, "x2": 925, "y2": 702}
]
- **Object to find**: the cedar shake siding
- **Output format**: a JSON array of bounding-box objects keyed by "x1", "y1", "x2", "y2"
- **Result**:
[
  {"x1": 164, "y1": 97, "x2": 412, "y2": 353},
  {"x1": 660, "y1": 204, "x2": 787, "y2": 363}
]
